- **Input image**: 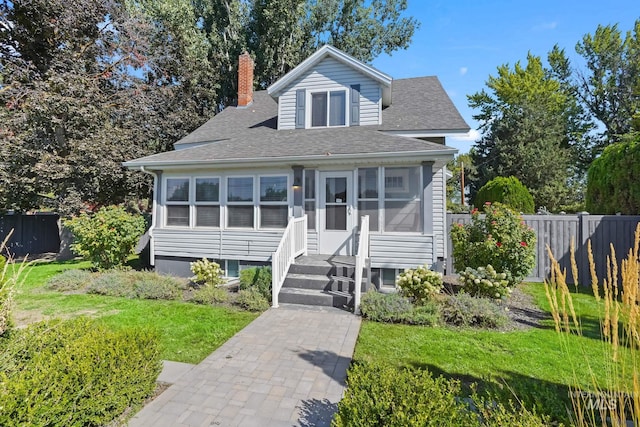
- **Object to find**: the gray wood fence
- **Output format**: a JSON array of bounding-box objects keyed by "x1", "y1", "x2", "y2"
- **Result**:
[
  {"x1": 0, "y1": 213, "x2": 61, "y2": 256},
  {"x1": 447, "y1": 214, "x2": 640, "y2": 284}
]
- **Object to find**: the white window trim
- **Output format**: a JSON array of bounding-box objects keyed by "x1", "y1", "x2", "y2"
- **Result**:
[
  {"x1": 353, "y1": 166, "x2": 424, "y2": 235},
  {"x1": 258, "y1": 174, "x2": 290, "y2": 229},
  {"x1": 307, "y1": 88, "x2": 349, "y2": 129},
  {"x1": 303, "y1": 169, "x2": 317, "y2": 231}
]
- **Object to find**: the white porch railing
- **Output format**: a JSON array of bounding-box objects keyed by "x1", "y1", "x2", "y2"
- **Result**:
[
  {"x1": 354, "y1": 215, "x2": 370, "y2": 315},
  {"x1": 271, "y1": 215, "x2": 308, "y2": 308}
]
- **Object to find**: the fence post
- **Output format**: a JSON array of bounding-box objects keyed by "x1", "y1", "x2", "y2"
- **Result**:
[{"x1": 578, "y1": 212, "x2": 590, "y2": 285}]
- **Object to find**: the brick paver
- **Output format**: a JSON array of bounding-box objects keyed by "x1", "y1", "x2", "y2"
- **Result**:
[{"x1": 129, "y1": 304, "x2": 361, "y2": 427}]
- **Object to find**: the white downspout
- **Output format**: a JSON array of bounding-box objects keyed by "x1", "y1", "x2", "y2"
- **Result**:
[{"x1": 140, "y1": 166, "x2": 157, "y2": 266}]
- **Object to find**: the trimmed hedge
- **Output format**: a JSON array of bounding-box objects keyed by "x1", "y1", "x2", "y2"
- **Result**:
[
  {"x1": 474, "y1": 176, "x2": 535, "y2": 214},
  {"x1": 334, "y1": 362, "x2": 477, "y2": 426},
  {"x1": 0, "y1": 317, "x2": 161, "y2": 426},
  {"x1": 360, "y1": 291, "x2": 440, "y2": 326}
]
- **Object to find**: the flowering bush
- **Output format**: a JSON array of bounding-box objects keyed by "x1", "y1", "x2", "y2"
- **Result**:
[
  {"x1": 459, "y1": 265, "x2": 511, "y2": 299},
  {"x1": 396, "y1": 265, "x2": 443, "y2": 304},
  {"x1": 65, "y1": 205, "x2": 146, "y2": 270},
  {"x1": 450, "y1": 202, "x2": 536, "y2": 286},
  {"x1": 190, "y1": 258, "x2": 225, "y2": 286}
]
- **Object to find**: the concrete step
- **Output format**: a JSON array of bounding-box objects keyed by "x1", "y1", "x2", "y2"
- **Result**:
[
  {"x1": 282, "y1": 273, "x2": 353, "y2": 292},
  {"x1": 288, "y1": 263, "x2": 355, "y2": 278},
  {"x1": 278, "y1": 287, "x2": 353, "y2": 309}
]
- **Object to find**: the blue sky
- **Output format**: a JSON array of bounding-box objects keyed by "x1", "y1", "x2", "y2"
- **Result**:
[{"x1": 372, "y1": 1, "x2": 640, "y2": 154}]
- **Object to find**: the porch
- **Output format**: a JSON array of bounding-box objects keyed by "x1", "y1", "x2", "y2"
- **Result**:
[{"x1": 271, "y1": 216, "x2": 371, "y2": 313}]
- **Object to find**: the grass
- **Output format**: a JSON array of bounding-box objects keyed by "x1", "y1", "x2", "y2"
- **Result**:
[
  {"x1": 353, "y1": 282, "x2": 631, "y2": 422},
  {"x1": 12, "y1": 259, "x2": 259, "y2": 364}
]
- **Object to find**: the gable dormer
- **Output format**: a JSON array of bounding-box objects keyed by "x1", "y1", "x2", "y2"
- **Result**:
[{"x1": 267, "y1": 45, "x2": 392, "y2": 130}]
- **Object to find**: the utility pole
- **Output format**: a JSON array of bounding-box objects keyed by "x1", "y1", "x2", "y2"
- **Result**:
[{"x1": 460, "y1": 161, "x2": 465, "y2": 206}]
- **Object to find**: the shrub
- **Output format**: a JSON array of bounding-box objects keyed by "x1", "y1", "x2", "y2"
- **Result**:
[
  {"x1": 396, "y1": 265, "x2": 443, "y2": 304},
  {"x1": 441, "y1": 292, "x2": 509, "y2": 328},
  {"x1": 239, "y1": 266, "x2": 272, "y2": 301},
  {"x1": 235, "y1": 288, "x2": 270, "y2": 311},
  {"x1": 46, "y1": 269, "x2": 93, "y2": 292},
  {"x1": 0, "y1": 317, "x2": 161, "y2": 426},
  {"x1": 450, "y1": 202, "x2": 536, "y2": 286},
  {"x1": 64, "y1": 205, "x2": 146, "y2": 270},
  {"x1": 192, "y1": 285, "x2": 229, "y2": 305},
  {"x1": 190, "y1": 258, "x2": 224, "y2": 286},
  {"x1": 474, "y1": 176, "x2": 535, "y2": 214},
  {"x1": 360, "y1": 291, "x2": 440, "y2": 326},
  {"x1": 459, "y1": 265, "x2": 511, "y2": 300},
  {"x1": 334, "y1": 362, "x2": 477, "y2": 427},
  {"x1": 586, "y1": 134, "x2": 640, "y2": 214},
  {"x1": 87, "y1": 270, "x2": 183, "y2": 300}
]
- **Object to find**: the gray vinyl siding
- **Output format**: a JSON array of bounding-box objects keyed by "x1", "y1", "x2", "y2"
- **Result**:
[
  {"x1": 432, "y1": 166, "x2": 446, "y2": 258},
  {"x1": 153, "y1": 229, "x2": 283, "y2": 261},
  {"x1": 278, "y1": 57, "x2": 381, "y2": 130},
  {"x1": 369, "y1": 234, "x2": 434, "y2": 269}
]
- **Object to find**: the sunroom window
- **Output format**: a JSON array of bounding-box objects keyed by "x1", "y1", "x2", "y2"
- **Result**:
[
  {"x1": 166, "y1": 178, "x2": 190, "y2": 226},
  {"x1": 259, "y1": 176, "x2": 288, "y2": 228},
  {"x1": 384, "y1": 167, "x2": 421, "y2": 232},
  {"x1": 195, "y1": 177, "x2": 220, "y2": 227},
  {"x1": 357, "y1": 168, "x2": 379, "y2": 231},
  {"x1": 227, "y1": 177, "x2": 254, "y2": 228},
  {"x1": 311, "y1": 90, "x2": 346, "y2": 127}
]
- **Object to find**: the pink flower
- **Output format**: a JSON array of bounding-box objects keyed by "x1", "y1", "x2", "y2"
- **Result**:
[
  {"x1": 496, "y1": 242, "x2": 502, "y2": 248},
  {"x1": 471, "y1": 208, "x2": 478, "y2": 214},
  {"x1": 485, "y1": 202, "x2": 492, "y2": 205},
  {"x1": 491, "y1": 221, "x2": 497, "y2": 225},
  {"x1": 457, "y1": 223, "x2": 463, "y2": 227},
  {"x1": 520, "y1": 241, "x2": 527, "y2": 247}
]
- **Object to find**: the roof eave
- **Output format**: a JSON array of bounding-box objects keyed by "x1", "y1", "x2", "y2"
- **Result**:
[
  {"x1": 122, "y1": 148, "x2": 457, "y2": 170},
  {"x1": 267, "y1": 45, "x2": 392, "y2": 99}
]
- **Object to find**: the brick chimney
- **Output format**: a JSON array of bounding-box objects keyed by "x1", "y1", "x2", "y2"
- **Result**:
[{"x1": 237, "y1": 51, "x2": 254, "y2": 107}]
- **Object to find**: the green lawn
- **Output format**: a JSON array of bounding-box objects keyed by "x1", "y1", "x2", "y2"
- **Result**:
[
  {"x1": 353, "y1": 283, "x2": 631, "y2": 421},
  {"x1": 12, "y1": 260, "x2": 259, "y2": 364}
]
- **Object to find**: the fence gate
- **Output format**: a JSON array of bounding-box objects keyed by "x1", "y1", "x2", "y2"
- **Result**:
[{"x1": 0, "y1": 213, "x2": 61, "y2": 256}]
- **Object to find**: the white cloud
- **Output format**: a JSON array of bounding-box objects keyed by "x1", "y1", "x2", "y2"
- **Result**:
[
  {"x1": 459, "y1": 67, "x2": 468, "y2": 76},
  {"x1": 455, "y1": 129, "x2": 480, "y2": 141},
  {"x1": 533, "y1": 21, "x2": 558, "y2": 31}
]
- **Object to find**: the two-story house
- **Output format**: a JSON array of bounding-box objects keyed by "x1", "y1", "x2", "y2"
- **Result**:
[{"x1": 124, "y1": 45, "x2": 469, "y2": 308}]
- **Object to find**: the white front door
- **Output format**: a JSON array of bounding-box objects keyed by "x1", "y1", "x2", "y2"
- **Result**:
[{"x1": 319, "y1": 171, "x2": 354, "y2": 255}]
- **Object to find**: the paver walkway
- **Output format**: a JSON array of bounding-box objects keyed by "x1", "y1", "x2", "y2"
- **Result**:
[{"x1": 129, "y1": 304, "x2": 361, "y2": 427}]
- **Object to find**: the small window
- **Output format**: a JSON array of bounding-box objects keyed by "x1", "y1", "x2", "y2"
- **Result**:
[
  {"x1": 195, "y1": 178, "x2": 220, "y2": 227},
  {"x1": 227, "y1": 177, "x2": 254, "y2": 228},
  {"x1": 381, "y1": 268, "x2": 397, "y2": 287},
  {"x1": 166, "y1": 178, "x2": 190, "y2": 226},
  {"x1": 259, "y1": 176, "x2": 288, "y2": 228},
  {"x1": 311, "y1": 90, "x2": 346, "y2": 127}
]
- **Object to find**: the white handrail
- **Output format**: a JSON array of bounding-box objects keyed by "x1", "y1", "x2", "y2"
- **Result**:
[
  {"x1": 354, "y1": 215, "x2": 369, "y2": 314},
  {"x1": 271, "y1": 215, "x2": 307, "y2": 308}
]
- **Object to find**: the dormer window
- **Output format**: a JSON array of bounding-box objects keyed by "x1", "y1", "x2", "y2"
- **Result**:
[{"x1": 311, "y1": 90, "x2": 346, "y2": 127}]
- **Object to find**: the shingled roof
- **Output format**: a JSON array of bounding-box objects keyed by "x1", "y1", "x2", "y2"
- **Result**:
[{"x1": 124, "y1": 76, "x2": 469, "y2": 168}]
